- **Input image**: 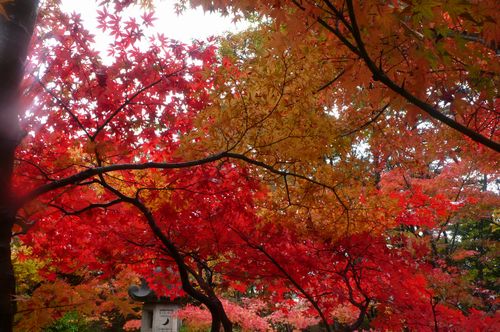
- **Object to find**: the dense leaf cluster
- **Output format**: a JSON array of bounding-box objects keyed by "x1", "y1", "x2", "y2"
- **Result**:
[{"x1": 1, "y1": 0, "x2": 498, "y2": 331}]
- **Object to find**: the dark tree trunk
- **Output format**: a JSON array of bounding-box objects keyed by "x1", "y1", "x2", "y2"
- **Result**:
[
  {"x1": 216, "y1": 299, "x2": 233, "y2": 332},
  {"x1": 0, "y1": 213, "x2": 15, "y2": 332},
  {"x1": 0, "y1": 1, "x2": 38, "y2": 330},
  {"x1": 205, "y1": 297, "x2": 233, "y2": 332}
]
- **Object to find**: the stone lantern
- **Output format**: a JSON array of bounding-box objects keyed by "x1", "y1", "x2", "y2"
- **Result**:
[{"x1": 129, "y1": 279, "x2": 182, "y2": 332}]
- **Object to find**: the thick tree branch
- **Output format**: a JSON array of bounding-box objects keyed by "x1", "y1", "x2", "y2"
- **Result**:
[
  {"x1": 97, "y1": 178, "x2": 232, "y2": 332},
  {"x1": 293, "y1": 0, "x2": 499, "y2": 152},
  {"x1": 344, "y1": 0, "x2": 499, "y2": 152},
  {"x1": 18, "y1": 152, "x2": 230, "y2": 207},
  {"x1": 291, "y1": 0, "x2": 360, "y2": 56},
  {"x1": 20, "y1": 151, "x2": 349, "y2": 213}
]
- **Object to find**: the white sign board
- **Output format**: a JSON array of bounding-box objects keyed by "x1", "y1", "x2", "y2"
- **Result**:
[{"x1": 154, "y1": 307, "x2": 176, "y2": 331}]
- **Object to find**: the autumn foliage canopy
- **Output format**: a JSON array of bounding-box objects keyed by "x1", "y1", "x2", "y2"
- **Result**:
[{"x1": 2, "y1": 0, "x2": 499, "y2": 331}]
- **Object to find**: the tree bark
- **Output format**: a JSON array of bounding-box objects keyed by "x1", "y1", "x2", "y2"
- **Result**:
[{"x1": 0, "y1": 0, "x2": 38, "y2": 330}]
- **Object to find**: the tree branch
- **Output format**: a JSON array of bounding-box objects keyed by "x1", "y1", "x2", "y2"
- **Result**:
[
  {"x1": 343, "y1": 0, "x2": 499, "y2": 152},
  {"x1": 96, "y1": 178, "x2": 232, "y2": 331},
  {"x1": 47, "y1": 199, "x2": 123, "y2": 216},
  {"x1": 339, "y1": 102, "x2": 390, "y2": 138},
  {"x1": 230, "y1": 226, "x2": 333, "y2": 332},
  {"x1": 17, "y1": 152, "x2": 230, "y2": 208},
  {"x1": 36, "y1": 78, "x2": 92, "y2": 139},
  {"x1": 20, "y1": 151, "x2": 349, "y2": 213},
  {"x1": 91, "y1": 66, "x2": 185, "y2": 140}
]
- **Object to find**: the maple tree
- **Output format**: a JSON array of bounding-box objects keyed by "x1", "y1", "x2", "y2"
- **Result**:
[
  {"x1": 12, "y1": 3, "x2": 244, "y2": 330},
  {"x1": 0, "y1": 0, "x2": 498, "y2": 331},
  {"x1": 188, "y1": 0, "x2": 499, "y2": 151},
  {"x1": 13, "y1": 247, "x2": 139, "y2": 331}
]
